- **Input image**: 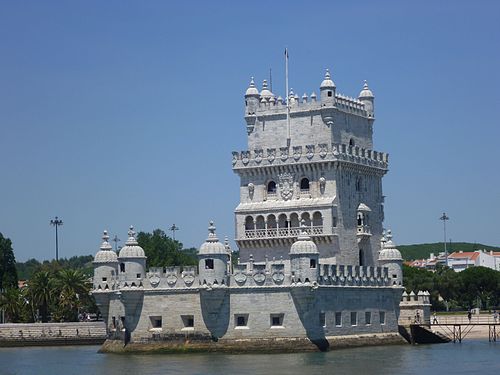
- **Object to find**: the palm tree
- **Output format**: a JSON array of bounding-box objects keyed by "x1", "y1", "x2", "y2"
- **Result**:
[
  {"x1": 0, "y1": 287, "x2": 24, "y2": 322},
  {"x1": 28, "y1": 271, "x2": 55, "y2": 322},
  {"x1": 53, "y1": 269, "x2": 90, "y2": 322}
]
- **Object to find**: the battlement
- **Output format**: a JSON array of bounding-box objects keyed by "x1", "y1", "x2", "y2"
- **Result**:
[
  {"x1": 248, "y1": 91, "x2": 368, "y2": 118},
  {"x1": 232, "y1": 142, "x2": 388, "y2": 171}
]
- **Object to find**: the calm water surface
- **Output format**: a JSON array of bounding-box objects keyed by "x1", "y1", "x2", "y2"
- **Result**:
[{"x1": 0, "y1": 340, "x2": 498, "y2": 375}]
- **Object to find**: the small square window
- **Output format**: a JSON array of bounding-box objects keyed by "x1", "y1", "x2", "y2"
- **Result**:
[
  {"x1": 365, "y1": 311, "x2": 371, "y2": 325},
  {"x1": 182, "y1": 315, "x2": 194, "y2": 328},
  {"x1": 335, "y1": 312, "x2": 342, "y2": 327},
  {"x1": 205, "y1": 259, "x2": 214, "y2": 269},
  {"x1": 235, "y1": 314, "x2": 248, "y2": 327},
  {"x1": 102, "y1": 277, "x2": 107, "y2": 282},
  {"x1": 319, "y1": 312, "x2": 326, "y2": 327},
  {"x1": 270, "y1": 314, "x2": 284, "y2": 327},
  {"x1": 310, "y1": 259, "x2": 317, "y2": 268},
  {"x1": 150, "y1": 316, "x2": 162, "y2": 328},
  {"x1": 379, "y1": 311, "x2": 386, "y2": 325},
  {"x1": 136, "y1": 273, "x2": 141, "y2": 279},
  {"x1": 351, "y1": 312, "x2": 357, "y2": 326},
  {"x1": 327, "y1": 91, "x2": 332, "y2": 97}
]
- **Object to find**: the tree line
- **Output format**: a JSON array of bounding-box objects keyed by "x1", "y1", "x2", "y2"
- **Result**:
[{"x1": 403, "y1": 264, "x2": 500, "y2": 311}]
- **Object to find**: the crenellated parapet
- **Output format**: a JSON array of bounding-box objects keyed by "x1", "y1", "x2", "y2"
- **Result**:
[
  {"x1": 144, "y1": 266, "x2": 199, "y2": 289},
  {"x1": 232, "y1": 142, "x2": 388, "y2": 171},
  {"x1": 318, "y1": 264, "x2": 391, "y2": 287}
]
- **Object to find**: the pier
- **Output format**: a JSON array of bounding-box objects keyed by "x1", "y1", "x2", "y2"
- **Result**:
[{"x1": 429, "y1": 315, "x2": 499, "y2": 343}]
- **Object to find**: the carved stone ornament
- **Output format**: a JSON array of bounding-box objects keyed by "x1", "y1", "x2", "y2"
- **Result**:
[
  {"x1": 293, "y1": 146, "x2": 302, "y2": 161},
  {"x1": 182, "y1": 270, "x2": 195, "y2": 286},
  {"x1": 232, "y1": 152, "x2": 239, "y2": 166},
  {"x1": 332, "y1": 144, "x2": 339, "y2": 156},
  {"x1": 234, "y1": 270, "x2": 247, "y2": 284},
  {"x1": 254, "y1": 149, "x2": 263, "y2": 164},
  {"x1": 166, "y1": 274, "x2": 177, "y2": 286},
  {"x1": 241, "y1": 151, "x2": 250, "y2": 165},
  {"x1": 279, "y1": 172, "x2": 294, "y2": 201},
  {"x1": 248, "y1": 182, "x2": 255, "y2": 199},
  {"x1": 319, "y1": 176, "x2": 326, "y2": 190},
  {"x1": 253, "y1": 271, "x2": 266, "y2": 283},
  {"x1": 149, "y1": 273, "x2": 161, "y2": 288},
  {"x1": 272, "y1": 270, "x2": 285, "y2": 283},
  {"x1": 267, "y1": 148, "x2": 276, "y2": 163},
  {"x1": 280, "y1": 147, "x2": 289, "y2": 162},
  {"x1": 306, "y1": 145, "x2": 315, "y2": 159},
  {"x1": 319, "y1": 144, "x2": 328, "y2": 158}
]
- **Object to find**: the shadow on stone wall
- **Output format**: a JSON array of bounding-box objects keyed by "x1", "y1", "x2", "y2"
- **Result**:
[
  {"x1": 290, "y1": 287, "x2": 329, "y2": 351},
  {"x1": 200, "y1": 289, "x2": 230, "y2": 340}
]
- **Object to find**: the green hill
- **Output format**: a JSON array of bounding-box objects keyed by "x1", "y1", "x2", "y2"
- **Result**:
[{"x1": 399, "y1": 242, "x2": 500, "y2": 261}]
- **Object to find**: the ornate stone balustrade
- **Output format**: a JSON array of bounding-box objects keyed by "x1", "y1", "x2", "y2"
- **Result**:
[
  {"x1": 244, "y1": 225, "x2": 331, "y2": 239},
  {"x1": 232, "y1": 142, "x2": 388, "y2": 170}
]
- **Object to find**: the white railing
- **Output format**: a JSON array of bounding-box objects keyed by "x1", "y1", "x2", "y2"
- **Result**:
[{"x1": 244, "y1": 225, "x2": 332, "y2": 239}]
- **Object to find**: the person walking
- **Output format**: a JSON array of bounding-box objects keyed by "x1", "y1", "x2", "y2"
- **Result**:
[
  {"x1": 467, "y1": 310, "x2": 472, "y2": 323},
  {"x1": 493, "y1": 310, "x2": 498, "y2": 323},
  {"x1": 432, "y1": 311, "x2": 438, "y2": 324}
]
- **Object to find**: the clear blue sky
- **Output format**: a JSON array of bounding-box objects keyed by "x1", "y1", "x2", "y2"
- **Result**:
[{"x1": 1, "y1": 1, "x2": 499, "y2": 262}]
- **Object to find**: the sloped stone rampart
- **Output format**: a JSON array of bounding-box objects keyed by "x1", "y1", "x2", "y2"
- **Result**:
[{"x1": 0, "y1": 322, "x2": 106, "y2": 347}]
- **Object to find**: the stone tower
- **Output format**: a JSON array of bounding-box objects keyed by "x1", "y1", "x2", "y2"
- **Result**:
[{"x1": 232, "y1": 70, "x2": 388, "y2": 266}]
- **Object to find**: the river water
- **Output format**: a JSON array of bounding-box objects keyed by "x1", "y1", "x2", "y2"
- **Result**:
[{"x1": 0, "y1": 340, "x2": 498, "y2": 375}]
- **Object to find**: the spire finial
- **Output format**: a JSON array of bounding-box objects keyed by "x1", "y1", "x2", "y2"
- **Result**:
[
  {"x1": 125, "y1": 225, "x2": 138, "y2": 246},
  {"x1": 100, "y1": 230, "x2": 112, "y2": 251},
  {"x1": 386, "y1": 229, "x2": 392, "y2": 241},
  {"x1": 325, "y1": 68, "x2": 331, "y2": 79},
  {"x1": 207, "y1": 220, "x2": 218, "y2": 242},
  {"x1": 363, "y1": 80, "x2": 369, "y2": 89},
  {"x1": 262, "y1": 79, "x2": 268, "y2": 89},
  {"x1": 250, "y1": 76, "x2": 255, "y2": 86}
]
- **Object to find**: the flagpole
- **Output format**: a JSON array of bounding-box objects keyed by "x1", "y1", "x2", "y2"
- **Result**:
[{"x1": 285, "y1": 48, "x2": 290, "y2": 145}]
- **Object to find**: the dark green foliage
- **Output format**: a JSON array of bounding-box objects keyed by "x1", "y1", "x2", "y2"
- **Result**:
[
  {"x1": 137, "y1": 229, "x2": 197, "y2": 268},
  {"x1": 16, "y1": 255, "x2": 94, "y2": 280},
  {"x1": 0, "y1": 233, "x2": 18, "y2": 290},
  {"x1": 403, "y1": 264, "x2": 500, "y2": 310},
  {"x1": 399, "y1": 242, "x2": 500, "y2": 261}
]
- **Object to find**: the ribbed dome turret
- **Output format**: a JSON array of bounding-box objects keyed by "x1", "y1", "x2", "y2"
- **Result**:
[
  {"x1": 290, "y1": 221, "x2": 319, "y2": 255},
  {"x1": 358, "y1": 80, "x2": 374, "y2": 99},
  {"x1": 259, "y1": 79, "x2": 274, "y2": 99},
  {"x1": 378, "y1": 230, "x2": 402, "y2": 260},
  {"x1": 320, "y1": 69, "x2": 336, "y2": 89},
  {"x1": 118, "y1": 226, "x2": 145, "y2": 258},
  {"x1": 245, "y1": 77, "x2": 260, "y2": 97},
  {"x1": 199, "y1": 221, "x2": 226, "y2": 255},
  {"x1": 94, "y1": 230, "x2": 118, "y2": 263}
]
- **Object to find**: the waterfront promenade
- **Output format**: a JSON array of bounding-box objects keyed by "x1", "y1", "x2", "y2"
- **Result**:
[
  {"x1": 0, "y1": 322, "x2": 106, "y2": 347},
  {"x1": 431, "y1": 314, "x2": 499, "y2": 340}
]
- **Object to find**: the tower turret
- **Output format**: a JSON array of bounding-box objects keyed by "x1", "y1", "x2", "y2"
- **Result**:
[
  {"x1": 289, "y1": 220, "x2": 320, "y2": 283},
  {"x1": 118, "y1": 226, "x2": 146, "y2": 287},
  {"x1": 358, "y1": 80, "x2": 374, "y2": 117},
  {"x1": 378, "y1": 230, "x2": 403, "y2": 286},
  {"x1": 93, "y1": 230, "x2": 118, "y2": 291},
  {"x1": 320, "y1": 69, "x2": 336, "y2": 104},
  {"x1": 198, "y1": 221, "x2": 229, "y2": 286},
  {"x1": 320, "y1": 69, "x2": 336, "y2": 126}
]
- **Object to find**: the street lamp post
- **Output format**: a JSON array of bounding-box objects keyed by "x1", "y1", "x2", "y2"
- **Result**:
[
  {"x1": 170, "y1": 224, "x2": 179, "y2": 241},
  {"x1": 50, "y1": 216, "x2": 63, "y2": 261},
  {"x1": 439, "y1": 212, "x2": 449, "y2": 267}
]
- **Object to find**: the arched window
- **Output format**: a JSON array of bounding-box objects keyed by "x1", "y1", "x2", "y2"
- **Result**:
[
  {"x1": 356, "y1": 177, "x2": 362, "y2": 192},
  {"x1": 357, "y1": 213, "x2": 364, "y2": 226},
  {"x1": 359, "y1": 249, "x2": 365, "y2": 266},
  {"x1": 313, "y1": 212, "x2": 323, "y2": 227},
  {"x1": 120, "y1": 263, "x2": 125, "y2": 273},
  {"x1": 301, "y1": 212, "x2": 311, "y2": 227},
  {"x1": 349, "y1": 138, "x2": 355, "y2": 147},
  {"x1": 300, "y1": 178, "x2": 310, "y2": 191},
  {"x1": 290, "y1": 213, "x2": 300, "y2": 228},
  {"x1": 256, "y1": 215, "x2": 265, "y2": 230},
  {"x1": 267, "y1": 214, "x2": 277, "y2": 229},
  {"x1": 267, "y1": 181, "x2": 276, "y2": 193},
  {"x1": 278, "y1": 214, "x2": 288, "y2": 228},
  {"x1": 245, "y1": 216, "x2": 255, "y2": 230}
]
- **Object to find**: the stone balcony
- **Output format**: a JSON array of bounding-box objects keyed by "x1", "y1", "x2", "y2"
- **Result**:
[{"x1": 243, "y1": 225, "x2": 336, "y2": 240}]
